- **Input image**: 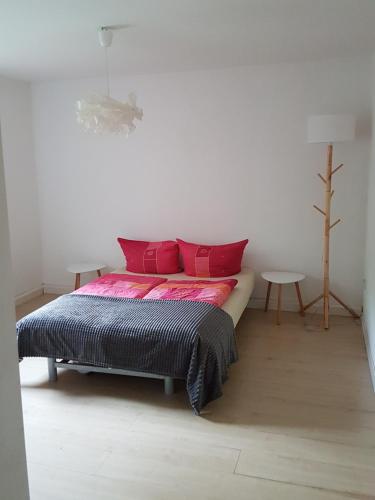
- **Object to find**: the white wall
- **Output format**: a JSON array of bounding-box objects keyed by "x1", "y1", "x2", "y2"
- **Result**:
[
  {"x1": 0, "y1": 76, "x2": 42, "y2": 300},
  {"x1": 363, "y1": 56, "x2": 375, "y2": 388},
  {"x1": 32, "y1": 57, "x2": 371, "y2": 311},
  {"x1": 0, "y1": 128, "x2": 29, "y2": 499}
]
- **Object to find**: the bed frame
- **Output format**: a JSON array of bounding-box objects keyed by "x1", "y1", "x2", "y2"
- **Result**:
[{"x1": 47, "y1": 358, "x2": 175, "y2": 395}]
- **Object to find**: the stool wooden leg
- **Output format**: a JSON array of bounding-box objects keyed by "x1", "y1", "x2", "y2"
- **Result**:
[
  {"x1": 265, "y1": 282, "x2": 272, "y2": 312},
  {"x1": 74, "y1": 273, "x2": 81, "y2": 290},
  {"x1": 295, "y1": 282, "x2": 305, "y2": 316},
  {"x1": 276, "y1": 284, "x2": 282, "y2": 325},
  {"x1": 97, "y1": 269, "x2": 102, "y2": 277}
]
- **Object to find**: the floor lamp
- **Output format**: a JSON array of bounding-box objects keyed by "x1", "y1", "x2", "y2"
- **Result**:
[{"x1": 305, "y1": 114, "x2": 360, "y2": 329}]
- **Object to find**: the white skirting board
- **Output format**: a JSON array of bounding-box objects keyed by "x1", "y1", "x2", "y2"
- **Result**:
[
  {"x1": 15, "y1": 287, "x2": 43, "y2": 306},
  {"x1": 361, "y1": 316, "x2": 375, "y2": 392},
  {"x1": 43, "y1": 283, "x2": 73, "y2": 295}
]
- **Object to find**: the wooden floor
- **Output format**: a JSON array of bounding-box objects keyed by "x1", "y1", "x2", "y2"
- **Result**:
[{"x1": 17, "y1": 295, "x2": 375, "y2": 500}]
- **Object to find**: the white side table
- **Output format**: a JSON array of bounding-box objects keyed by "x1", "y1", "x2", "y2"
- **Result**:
[
  {"x1": 261, "y1": 271, "x2": 305, "y2": 325},
  {"x1": 67, "y1": 262, "x2": 106, "y2": 290}
]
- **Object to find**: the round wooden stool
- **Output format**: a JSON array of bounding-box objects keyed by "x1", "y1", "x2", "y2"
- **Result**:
[
  {"x1": 67, "y1": 262, "x2": 106, "y2": 290},
  {"x1": 261, "y1": 271, "x2": 305, "y2": 325}
]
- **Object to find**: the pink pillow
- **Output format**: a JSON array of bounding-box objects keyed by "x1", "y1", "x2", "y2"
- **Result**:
[
  {"x1": 143, "y1": 279, "x2": 238, "y2": 307},
  {"x1": 117, "y1": 238, "x2": 180, "y2": 274},
  {"x1": 176, "y1": 238, "x2": 248, "y2": 277}
]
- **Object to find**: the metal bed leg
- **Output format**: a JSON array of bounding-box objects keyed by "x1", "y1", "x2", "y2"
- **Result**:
[
  {"x1": 164, "y1": 377, "x2": 174, "y2": 395},
  {"x1": 48, "y1": 358, "x2": 57, "y2": 382}
]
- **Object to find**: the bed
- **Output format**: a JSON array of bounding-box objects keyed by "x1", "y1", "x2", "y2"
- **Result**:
[{"x1": 17, "y1": 268, "x2": 254, "y2": 414}]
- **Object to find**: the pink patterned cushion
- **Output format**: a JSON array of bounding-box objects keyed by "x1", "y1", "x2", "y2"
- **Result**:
[
  {"x1": 176, "y1": 239, "x2": 248, "y2": 277},
  {"x1": 72, "y1": 273, "x2": 167, "y2": 299},
  {"x1": 117, "y1": 238, "x2": 180, "y2": 274},
  {"x1": 143, "y1": 279, "x2": 238, "y2": 307}
]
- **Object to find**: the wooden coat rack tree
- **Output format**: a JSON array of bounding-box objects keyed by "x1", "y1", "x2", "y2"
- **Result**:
[{"x1": 305, "y1": 115, "x2": 360, "y2": 329}]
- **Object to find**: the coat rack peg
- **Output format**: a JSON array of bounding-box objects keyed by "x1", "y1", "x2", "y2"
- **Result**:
[
  {"x1": 313, "y1": 204, "x2": 326, "y2": 216},
  {"x1": 331, "y1": 190, "x2": 334, "y2": 198},
  {"x1": 329, "y1": 218, "x2": 341, "y2": 230},
  {"x1": 331, "y1": 163, "x2": 343, "y2": 176},
  {"x1": 318, "y1": 173, "x2": 327, "y2": 184}
]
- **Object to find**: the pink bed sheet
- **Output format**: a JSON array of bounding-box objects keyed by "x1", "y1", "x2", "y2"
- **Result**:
[
  {"x1": 72, "y1": 273, "x2": 167, "y2": 299},
  {"x1": 72, "y1": 274, "x2": 237, "y2": 307},
  {"x1": 143, "y1": 279, "x2": 238, "y2": 307}
]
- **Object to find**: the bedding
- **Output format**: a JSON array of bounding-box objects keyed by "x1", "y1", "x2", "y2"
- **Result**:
[
  {"x1": 143, "y1": 279, "x2": 238, "y2": 307},
  {"x1": 117, "y1": 268, "x2": 255, "y2": 326},
  {"x1": 117, "y1": 238, "x2": 180, "y2": 274},
  {"x1": 176, "y1": 238, "x2": 248, "y2": 277},
  {"x1": 72, "y1": 273, "x2": 166, "y2": 299},
  {"x1": 17, "y1": 294, "x2": 237, "y2": 414}
]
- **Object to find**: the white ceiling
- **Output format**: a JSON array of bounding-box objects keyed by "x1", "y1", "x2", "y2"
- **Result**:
[{"x1": 1, "y1": 0, "x2": 375, "y2": 82}]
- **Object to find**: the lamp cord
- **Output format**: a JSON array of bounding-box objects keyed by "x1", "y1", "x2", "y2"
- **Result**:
[{"x1": 104, "y1": 47, "x2": 110, "y2": 97}]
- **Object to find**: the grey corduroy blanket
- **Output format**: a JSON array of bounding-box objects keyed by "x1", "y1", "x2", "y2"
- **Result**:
[{"x1": 17, "y1": 294, "x2": 237, "y2": 414}]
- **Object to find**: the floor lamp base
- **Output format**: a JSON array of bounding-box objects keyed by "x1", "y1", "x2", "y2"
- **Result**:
[{"x1": 304, "y1": 290, "x2": 360, "y2": 329}]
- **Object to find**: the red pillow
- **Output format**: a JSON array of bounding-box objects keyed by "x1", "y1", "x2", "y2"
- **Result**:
[
  {"x1": 117, "y1": 238, "x2": 180, "y2": 274},
  {"x1": 176, "y1": 238, "x2": 248, "y2": 277}
]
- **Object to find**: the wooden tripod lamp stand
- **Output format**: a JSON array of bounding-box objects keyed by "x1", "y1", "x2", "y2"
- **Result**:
[{"x1": 305, "y1": 114, "x2": 360, "y2": 329}]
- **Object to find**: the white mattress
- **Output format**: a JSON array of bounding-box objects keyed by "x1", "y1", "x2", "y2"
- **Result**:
[{"x1": 112, "y1": 268, "x2": 255, "y2": 326}]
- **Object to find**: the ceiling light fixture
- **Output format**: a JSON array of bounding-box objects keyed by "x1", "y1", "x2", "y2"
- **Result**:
[{"x1": 76, "y1": 25, "x2": 143, "y2": 136}]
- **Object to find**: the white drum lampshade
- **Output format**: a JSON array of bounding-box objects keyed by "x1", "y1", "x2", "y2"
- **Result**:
[{"x1": 307, "y1": 114, "x2": 356, "y2": 144}]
